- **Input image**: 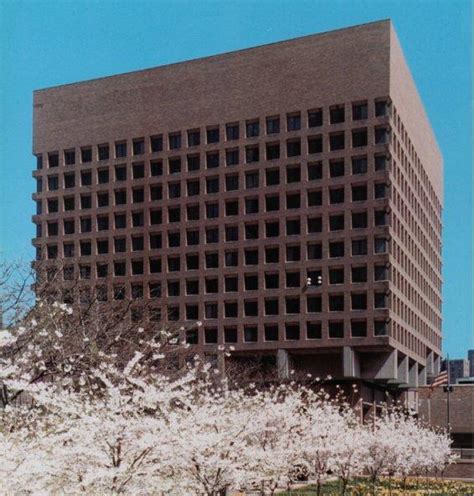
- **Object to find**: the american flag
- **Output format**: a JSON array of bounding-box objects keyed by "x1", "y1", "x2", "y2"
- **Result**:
[{"x1": 430, "y1": 370, "x2": 449, "y2": 390}]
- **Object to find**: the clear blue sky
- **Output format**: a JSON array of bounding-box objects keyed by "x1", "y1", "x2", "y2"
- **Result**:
[{"x1": 0, "y1": 0, "x2": 471, "y2": 357}]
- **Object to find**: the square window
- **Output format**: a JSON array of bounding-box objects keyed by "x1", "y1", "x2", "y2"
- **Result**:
[
  {"x1": 307, "y1": 296, "x2": 322, "y2": 313},
  {"x1": 286, "y1": 245, "x2": 300, "y2": 262},
  {"x1": 168, "y1": 231, "x2": 181, "y2": 248},
  {"x1": 375, "y1": 100, "x2": 389, "y2": 117},
  {"x1": 244, "y1": 249, "x2": 258, "y2": 265},
  {"x1": 168, "y1": 256, "x2": 181, "y2": 272},
  {"x1": 169, "y1": 157, "x2": 181, "y2": 174},
  {"x1": 225, "y1": 225, "x2": 239, "y2": 241},
  {"x1": 64, "y1": 173, "x2": 75, "y2": 188},
  {"x1": 133, "y1": 139, "x2": 145, "y2": 156},
  {"x1": 352, "y1": 239, "x2": 367, "y2": 256},
  {"x1": 205, "y1": 328, "x2": 218, "y2": 344},
  {"x1": 265, "y1": 195, "x2": 279, "y2": 212},
  {"x1": 206, "y1": 152, "x2": 219, "y2": 169},
  {"x1": 286, "y1": 139, "x2": 301, "y2": 157},
  {"x1": 150, "y1": 233, "x2": 162, "y2": 249},
  {"x1": 265, "y1": 221, "x2": 279, "y2": 238},
  {"x1": 205, "y1": 303, "x2": 218, "y2": 319},
  {"x1": 264, "y1": 298, "x2": 279, "y2": 315},
  {"x1": 169, "y1": 133, "x2": 181, "y2": 150},
  {"x1": 246, "y1": 146, "x2": 259, "y2": 163},
  {"x1": 352, "y1": 266, "x2": 367, "y2": 283},
  {"x1": 207, "y1": 127, "x2": 220, "y2": 144},
  {"x1": 352, "y1": 184, "x2": 367, "y2": 201},
  {"x1": 187, "y1": 129, "x2": 200, "y2": 147},
  {"x1": 245, "y1": 198, "x2": 259, "y2": 215},
  {"x1": 330, "y1": 160, "x2": 344, "y2": 177},
  {"x1": 374, "y1": 292, "x2": 388, "y2": 308},
  {"x1": 329, "y1": 268, "x2": 344, "y2": 284},
  {"x1": 115, "y1": 165, "x2": 127, "y2": 181},
  {"x1": 206, "y1": 203, "x2": 219, "y2": 218},
  {"x1": 225, "y1": 174, "x2": 239, "y2": 191},
  {"x1": 286, "y1": 271, "x2": 300, "y2": 288},
  {"x1": 286, "y1": 166, "x2": 301, "y2": 183},
  {"x1": 187, "y1": 154, "x2": 200, "y2": 171},
  {"x1": 307, "y1": 322, "x2": 322, "y2": 339},
  {"x1": 308, "y1": 161, "x2": 323, "y2": 180},
  {"x1": 330, "y1": 105, "x2": 345, "y2": 124},
  {"x1": 245, "y1": 224, "x2": 259, "y2": 240},
  {"x1": 187, "y1": 230, "x2": 200, "y2": 245},
  {"x1": 374, "y1": 238, "x2": 388, "y2": 253},
  {"x1": 329, "y1": 132, "x2": 345, "y2": 151},
  {"x1": 150, "y1": 135, "x2": 163, "y2": 153},
  {"x1": 374, "y1": 183, "x2": 388, "y2": 199},
  {"x1": 81, "y1": 147, "x2": 92, "y2": 163},
  {"x1": 286, "y1": 193, "x2": 300, "y2": 209},
  {"x1": 308, "y1": 190, "x2": 322, "y2": 206},
  {"x1": 351, "y1": 321, "x2": 367, "y2": 337},
  {"x1": 375, "y1": 127, "x2": 390, "y2": 144},
  {"x1": 186, "y1": 280, "x2": 199, "y2": 295},
  {"x1": 285, "y1": 324, "x2": 300, "y2": 340},
  {"x1": 266, "y1": 116, "x2": 280, "y2": 134},
  {"x1": 245, "y1": 172, "x2": 259, "y2": 189},
  {"x1": 149, "y1": 283, "x2": 161, "y2": 298},
  {"x1": 352, "y1": 129, "x2": 368, "y2": 147},
  {"x1": 168, "y1": 280, "x2": 180, "y2": 296},
  {"x1": 98, "y1": 144, "x2": 110, "y2": 161},
  {"x1": 225, "y1": 251, "x2": 238, "y2": 267},
  {"x1": 328, "y1": 321, "x2": 344, "y2": 338},
  {"x1": 132, "y1": 188, "x2": 144, "y2": 203},
  {"x1": 265, "y1": 247, "x2": 279, "y2": 264},
  {"x1": 308, "y1": 108, "x2": 323, "y2": 127},
  {"x1": 244, "y1": 326, "x2": 258, "y2": 342},
  {"x1": 225, "y1": 276, "x2": 238, "y2": 292},
  {"x1": 375, "y1": 155, "x2": 387, "y2": 171},
  {"x1": 186, "y1": 253, "x2": 199, "y2": 270},
  {"x1": 186, "y1": 329, "x2": 198, "y2": 343},
  {"x1": 374, "y1": 265, "x2": 388, "y2": 281},
  {"x1": 265, "y1": 325, "x2": 279, "y2": 341},
  {"x1": 286, "y1": 219, "x2": 300, "y2": 236},
  {"x1": 307, "y1": 243, "x2": 322, "y2": 260},
  {"x1": 64, "y1": 149, "x2": 75, "y2": 165},
  {"x1": 307, "y1": 217, "x2": 322, "y2": 233},
  {"x1": 287, "y1": 113, "x2": 301, "y2": 131},
  {"x1": 168, "y1": 207, "x2": 181, "y2": 223},
  {"x1": 115, "y1": 142, "x2": 127, "y2": 158},
  {"x1": 329, "y1": 214, "x2": 345, "y2": 231},
  {"x1": 352, "y1": 102, "x2": 368, "y2": 120},
  {"x1": 285, "y1": 297, "x2": 300, "y2": 314},
  {"x1": 226, "y1": 123, "x2": 239, "y2": 140},
  {"x1": 265, "y1": 169, "x2": 280, "y2": 186},
  {"x1": 48, "y1": 152, "x2": 59, "y2": 168},
  {"x1": 374, "y1": 320, "x2": 388, "y2": 336},
  {"x1": 206, "y1": 227, "x2": 219, "y2": 244},
  {"x1": 308, "y1": 134, "x2": 323, "y2": 154},
  {"x1": 352, "y1": 156, "x2": 368, "y2": 174},
  {"x1": 226, "y1": 149, "x2": 239, "y2": 166},
  {"x1": 266, "y1": 142, "x2": 280, "y2": 160},
  {"x1": 351, "y1": 293, "x2": 367, "y2": 310},
  {"x1": 329, "y1": 241, "x2": 344, "y2": 258},
  {"x1": 206, "y1": 177, "x2": 219, "y2": 194},
  {"x1": 206, "y1": 252, "x2": 219, "y2": 268},
  {"x1": 81, "y1": 195, "x2": 92, "y2": 209},
  {"x1": 352, "y1": 211, "x2": 368, "y2": 229},
  {"x1": 224, "y1": 327, "x2": 238, "y2": 343},
  {"x1": 329, "y1": 188, "x2": 344, "y2": 204},
  {"x1": 133, "y1": 162, "x2": 144, "y2": 179},
  {"x1": 265, "y1": 272, "x2": 279, "y2": 289},
  {"x1": 225, "y1": 302, "x2": 238, "y2": 318},
  {"x1": 186, "y1": 305, "x2": 199, "y2": 320},
  {"x1": 131, "y1": 260, "x2": 144, "y2": 275},
  {"x1": 246, "y1": 120, "x2": 259, "y2": 138}
]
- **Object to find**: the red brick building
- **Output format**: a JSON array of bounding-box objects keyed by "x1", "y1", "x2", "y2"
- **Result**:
[{"x1": 32, "y1": 20, "x2": 443, "y2": 389}]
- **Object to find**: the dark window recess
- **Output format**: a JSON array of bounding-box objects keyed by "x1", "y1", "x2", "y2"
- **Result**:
[
  {"x1": 265, "y1": 247, "x2": 279, "y2": 264},
  {"x1": 150, "y1": 283, "x2": 162, "y2": 297},
  {"x1": 286, "y1": 193, "x2": 300, "y2": 209},
  {"x1": 352, "y1": 266, "x2": 367, "y2": 282},
  {"x1": 150, "y1": 209, "x2": 162, "y2": 225},
  {"x1": 374, "y1": 238, "x2": 388, "y2": 253},
  {"x1": 80, "y1": 217, "x2": 92, "y2": 233},
  {"x1": 64, "y1": 150, "x2": 75, "y2": 165},
  {"x1": 168, "y1": 182, "x2": 181, "y2": 198},
  {"x1": 286, "y1": 219, "x2": 300, "y2": 236},
  {"x1": 308, "y1": 243, "x2": 322, "y2": 260},
  {"x1": 266, "y1": 143, "x2": 280, "y2": 160},
  {"x1": 352, "y1": 185, "x2": 367, "y2": 201},
  {"x1": 97, "y1": 216, "x2": 109, "y2": 231},
  {"x1": 329, "y1": 132, "x2": 345, "y2": 151},
  {"x1": 330, "y1": 160, "x2": 344, "y2": 177},
  {"x1": 308, "y1": 190, "x2": 322, "y2": 206},
  {"x1": 186, "y1": 330, "x2": 198, "y2": 344},
  {"x1": 374, "y1": 264, "x2": 389, "y2": 281},
  {"x1": 246, "y1": 121, "x2": 259, "y2": 137},
  {"x1": 330, "y1": 214, "x2": 345, "y2": 231},
  {"x1": 352, "y1": 212, "x2": 368, "y2": 229},
  {"x1": 352, "y1": 157, "x2": 368, "y2": 174},
  {"x1": 308, "y1": 109, "x2": 323, "y2": 127},
  {"x1": 187, "y1": 155, "x2": 200, "y2": 171},
  {"x1": 224, "y1": 328, "x2": 238, "y2": 343},
  {"x1": 244, "y1": 300, "x2": 258, "y2": 317},
  {"x1": 205, "y1": 328, "x2": 218, "y2": 344},
  {"x1": 98, "y1": 144, "x2": 109, "y2": 160},
  {"x1": 168, "y1": 232, "x2": 181, "y2": 248},
  {"x1": 36, "y1": 155, "x2": 43, "y2": 170},
  {"x1": 307, "y1": 296, "x2": 322, "y2": 313},
  {"x1": 151, "y1": 160, "x2": 163, "y2": 176},
  {"x1": 115, "y1": 213, "x2": 126, "y2": 228},
  {"x1": 266, "y1": 116, "x2": 280, "y2": 134},
  {"x1": 81, "y1": 195, "x2": 92, "y2": 209},
  {"x1": 206, "y1": 203, "x2": 219, "y2": 218},
  {"x1": 131, "y1": 260, "x2": 144, "y2": 275},
  {"x1": 206, "y1": 228, "x2": 219, "y2": 243},
  {"x1": 308, "y1": 162, "x2": 323, "y2": 180},
  {"x1": 375, "y1": 210, "x2": 388, "y2": 226},
  {"x1": 375, "y1": 155, "x2": 387, "y2": 171},
  {"x1": 246, "y1": 146, "x2": 259, "y2": 163},
  {"x1": 308, "y1": 217, "x2": 322, "y2": 233},
  {"x1": 81, "y1": 148, "x2": 92, "y2": 163},
  {"x1": 225, "y1": 226, "x2": 238, "y2": 241},
  {"x1": 374, "y1": 292, "x2": 388, "y2": 308},
  {"x1": 168, "y1": 207, "x2": 181, "y2": 223},
  {"x1": 374, "y1": 183, "x2": 388, "y2": 199},
  {"x1": 245, "y1": 224, "x2": 258, "y2": 240},
  {"x1": 226, "y1": 123, "x2": 239, "y2": 140},
  {"x1": 186, "y1": 253, "x2": 199, "y2": 270},
  {"x1": 374, "y1": 321, "x2": 388, "y2": 336},
  {"x1": 330, "y1": 106, "x2": 345, "y2": 124},
  {"x1": 352, "y1": 239, "x2": 368, "y2": 256},
  {"x1": 375, "y1": 100, "x2": 389, "y2": 117},
  {"x1": 48, "y1": 198, "x2": 58, "y2": 212},
  {"x1": 187, "y1": 130, "x2": 200, "y2": 147},
  {"x1": 287, "y1": 140, "x2": 301, "y2": 157},
  {"x1": 133, "y1": 139, "x2": 145, "y2": 156},
  {"x1": 352, "y1": 129, "x2": 368, "y2": 147},
  {"x1": 206, "y1": 252, "x2": 219, "y2": 268},
  {"x1": 98, "y1": 168, "x2": 109, "y2": 184},
  {"x1": 285, "y1": 297, "x2": 300, "y2": 314},
  {"x1": 287, "y1": 113, "x2": 301, "y2": 131},
  {"x1": 329, "y1": 188, "x2": 344, "y2": 204},
  {"x1": 351, "y1": 321, "x2": 367, "y2": 337},
  {"x1": 186, "y1": 279, "x2": 198, "y2": 294},
  {"x1": 187, "y1": 230, "x2": 200, "y2": 246},
  {"x1": 307, "y1": 322, "x2": 322, "y2": 339},
  {"x1": 329, "y1": 241, "x2": 344, "y2": 258},
  {"x1": 169, "y1": 158, "x2": 181, "y2": 174},
  {"x1": 115, "y1": 165, "x2": 127, "y2": 181},
  {"x1": 352, "y1": 102, "x2": 368, "y2": 120},
  {"x1": 375, "y1": 127, "x2": 390, "y2": 144},
  {"x1": 329, "y1": 295, "x2": 344, "y2": 311},
  {"x1": 265, "y1": 272, "x2": 279, "y2": 288},
  {"x1": 115, "y1": 142, "x2": 127, "y2": 158},
  {"x1": 80, "y1": 240, "x2": 92, "y2": 256},
  {"x1": 207, "y1": 152, "x2": 219, "y2": 169},
  {"x1": 169, "y1": 133, "x2": 181, "y2": 150},
  {"x1": 329, "y1": 268, "x2": 344, "y2": 284},
  {"x1": 133, "y1": 163, "x2": 144, "y2": 179},
  {"x1": 225, "y1": 251, "x2": 238, "y2": 267},
  {"x1": 265, "y1": 196, "x2": 280, "y2": 212},
  {"x1": 207, "y1": 177, "x2": 220, "y2": 194},
  {"x1": 226, "y1": 200, "x2": 239, "y2": 216},
  {"x1": 266, "y1": 169, "x2": 280, "y2": 186},
  {"x1": 168, "y1": 256, "x2": 181, "y2": 272},
  {"x1": 286, "y1": 166, "x2": 301, "y2": 183},
  {"x1": 48, "y1": 152, "x2": 59, "y2": 168},
  {"x1": 225, "y1": 302, "x2": 238, "y2": 318},
  {"x1": 63, "y1": 219, "x2": 74, "y2": 234},
  {"x1": 225, "y1": 276, "x2": 238, "y2": 292},
  {"x1": 286, "y1": 245, "x2": 301, "y2": 261},
  {"x1": 168, "y1": 280, "x2": 180, "y2": 296},
  {"x1": 150, "y1": 135, "x2": 163, "y2": 153},
  {"x1": 48, "y1": 176, "x2": 59, "y2": 190},
  {"x1": 245, "y1": 275, "x2": 259, "y2": 291},
  {"x1": 285, "y1": 324, "x2": 300, "y2": 341},
  {"x1": 245, "y1": 249, "x2": 258, "y2": 265},
  {"x1": 286, "y1": 271, "x2": 300, "y2": 287},
  {"x1": 352, "y1": 293, "x2": 367, "y2": 310},
  {"x1": 245, "y1": 198, "x2": 259, "y2": 214},
  {"x1": 81, "y1": 172, "x2": 92, "y2": 186},
  {"x1": 244, "y1": 326, "x2": 258, "y2": 342},
  {"x1": 64, "y1": 173, "x2": 75, "y2": 188},
  {"x1": 63, "y1": 243, "x2": 74, "y2": 258},
  {"x1": 225, "y1": 175, "x2": 239, "y2": 191},
  {"x1": 187, "y1": 180, "x2": 200, "y2": 196},
  {"x1": 207, "y1": 127, "x2": 219, "y2": 144},
  {"x1": 265, "y1": 325, "x2": 279, "y2": 341},
  {"x1": 308, "y1": 135, "x2": 323, "y2": 154},
  {"x1": 226, "y1": 149, "x2": 239, "y2": 166},
  {"x1": 132, "y1": 188, "x2": 144, "y2": 203}
]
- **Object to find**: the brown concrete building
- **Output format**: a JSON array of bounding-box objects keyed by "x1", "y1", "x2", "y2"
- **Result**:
[{"x1": 31, "y1": 20, "x2": 443, "y2": 389}]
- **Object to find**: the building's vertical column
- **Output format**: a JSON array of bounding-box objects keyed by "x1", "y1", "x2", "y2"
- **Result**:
[
  {"x1": 418, "y1": 365, "x2": 427, "y2": 386},
  {"x1": 397, "y1": 354, "x2": 409, "y2": 384},
  {"x1": 408, "y1": 361, "x2": 419, "y2": 388},
  {"x1": 277, "y1": 349, "x2": 291, "y2": 380},
  {"x1": 375, "y1": 350, "x2": 398, "y2": 381},
  {"x1": 343, "y1": 346, "x2": 360, "y2": 378}
]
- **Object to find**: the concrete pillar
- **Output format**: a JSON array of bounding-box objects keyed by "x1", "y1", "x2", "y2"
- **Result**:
[
  {"x1": 375, "y1": 350, "x2": 398, "y2": 381},
  {"x1": 343, "y1": 346, "x2": 360, "y2": 378},
  {"x1": 426, "y1": 350, "x2": 434, "y2": 375},
  {"x1": 397, "y1": 354, "x2": 409, "y2": 384},
  {"x1": 433, "y1": 355, "x2": 441, "y2": 375},
  {"x1": 408, "y1": 361, "x2": 419, "y2": 388},
  {"x1": 418, "y1": 365, "x2": 427, "y2": 386},
  {"x1": 277, "y1": 349, "x2": 291, "y2": 380}
]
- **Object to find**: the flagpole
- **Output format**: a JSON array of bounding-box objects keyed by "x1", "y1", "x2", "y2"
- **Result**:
[{"x1": 446, "y1": 354, "x2": 451, "y2": 431}]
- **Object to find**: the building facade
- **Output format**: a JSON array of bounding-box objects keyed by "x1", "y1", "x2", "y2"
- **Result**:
[{"x1": 32, "y1": 20, "x2": 443, "y2": 388}]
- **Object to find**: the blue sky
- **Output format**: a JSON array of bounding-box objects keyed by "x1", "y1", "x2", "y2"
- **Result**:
[{"x1": 0, "y1": 0, "x2": 471, "y2": 357}]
